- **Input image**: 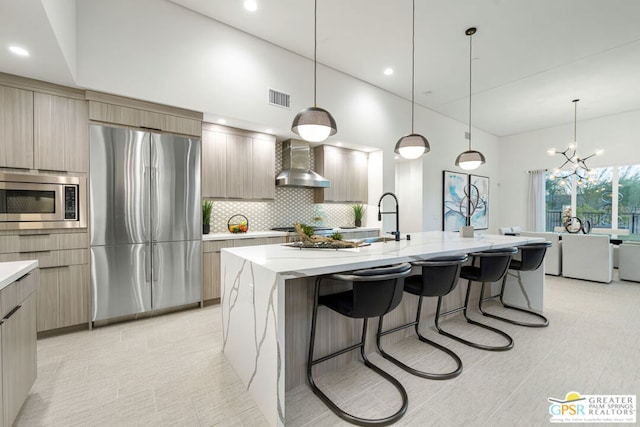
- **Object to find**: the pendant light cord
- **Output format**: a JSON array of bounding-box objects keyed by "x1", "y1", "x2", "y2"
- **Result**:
[
  {"x1": 468, "y1": 30, "x2": 473, "y2": 151},
  {"x1": 411, "y1": 0, "x2": 415, "y2": 133},
  {"x1": 313, "y1": 0, "x2": 317, "y2": 108},
  {"x1": 573, "y1": 99, "x2": 578, "y2": 144}
]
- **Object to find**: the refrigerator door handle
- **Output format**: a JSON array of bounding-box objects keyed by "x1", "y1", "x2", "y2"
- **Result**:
[
  {"x1": 144, "y1": 244, "x2": 151, "y2": 284},
  {"x1": 150, "y1": 165, "x2": 158, "y2": 243},
  {"x1": 152, "y1": 243, "x2": 159, "y2": 282}
]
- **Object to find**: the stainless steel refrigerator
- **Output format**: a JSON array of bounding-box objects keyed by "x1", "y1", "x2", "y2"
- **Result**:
[{"x1": 90, "y1": 125, "x2": 201, "y2": 322}]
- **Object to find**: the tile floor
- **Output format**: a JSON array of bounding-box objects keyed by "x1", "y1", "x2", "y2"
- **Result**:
[{"x1": 15, "y1": 273, "x2": 639, "y2": 426}]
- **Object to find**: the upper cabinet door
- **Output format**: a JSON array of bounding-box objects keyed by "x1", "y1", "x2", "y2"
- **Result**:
[
  {"x1": 0, "y1": 85, "x2": 34, "y2": 169},
  {"x1": 315, "y1": 145, "x2": 369, "y2": 203},
  {"x1": 225, "y1": 134, "x2": 251, "y2": 199},
  {"x1": 34, "y1": 93, "x2": 89, "y2": 172},
  {"x1": 250, "y1": 137, "x2": 276, "y2": 199},
  {"x1": 201, "y1": 129, "x2": 228, "y2": 198}
]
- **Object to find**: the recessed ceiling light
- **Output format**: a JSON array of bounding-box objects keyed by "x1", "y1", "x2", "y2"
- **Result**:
[
  {"x1": 265, "y1": 128, "x2": 273, "y2": 134},
  {"x1": 383, "y1": 67, "x2": 394, "y2": 76},
  {"x1": 243, "y1": 0, "x2": 258, "y2": 12},
  {"x1": 9, "y1": 46, "x2": 30, "y2": 57},
  {"x1": 218, "y1": 119, "x2": 227, "y2": 124},
  {"x1": 335, "y1": 142, "x2": 343, "y2": 147}
]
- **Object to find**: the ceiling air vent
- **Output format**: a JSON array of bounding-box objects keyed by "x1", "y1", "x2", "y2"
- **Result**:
[{"x1": 268, "y1": 88, "x2": 290, "y2": 109}]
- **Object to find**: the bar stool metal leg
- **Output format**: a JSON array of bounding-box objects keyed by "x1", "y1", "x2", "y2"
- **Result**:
[
  {"x1": 435, "y1": 279, "x2": 514, "y2": 351},
  {"x1": 478, "y1": 272, "x2": 549, "y2": 327},
  {"x1": 376, "y1": 295, "x2": 462, "y2": 380}
]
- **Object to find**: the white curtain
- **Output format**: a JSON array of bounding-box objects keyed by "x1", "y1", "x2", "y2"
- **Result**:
[{"x1": 527, "y1": 170, "x2": 546, "y2": 231}]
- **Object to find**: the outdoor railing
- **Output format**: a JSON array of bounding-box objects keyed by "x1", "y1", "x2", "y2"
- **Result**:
[{"x1": 546, "y1": 211, "x2": 640, "y2": 234}]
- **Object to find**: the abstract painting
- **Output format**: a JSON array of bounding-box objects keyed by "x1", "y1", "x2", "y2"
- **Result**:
[
  {"x1": 469, "y1": 174, "x2": 489, "y2": 230},
  {"x1": 442, "y1": 171, "x2": 468, "y2": 231}
]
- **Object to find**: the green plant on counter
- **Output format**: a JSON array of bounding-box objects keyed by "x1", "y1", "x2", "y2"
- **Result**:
[
  {"x1": 299, "y1": 223, "x2": 315, "y2": 237},
  {"x1": 352, "y1": 204, "x2": 365, "y2": 226},
  {"x1": 202, "y1": 200, "x2": 213, "y2": 225},
  {"x1": 331, "y1": 231, "x2": 343, "y2": 241}
]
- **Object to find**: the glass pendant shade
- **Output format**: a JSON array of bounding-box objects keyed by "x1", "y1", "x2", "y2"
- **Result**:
[
  {"x1": 291, "y1": 106, "x2": 337, "y2": 143},
  {"x1": 455, "y1": 149, "x2": 486, "y2": 170},
  {"x1": 395, "y1": 133, "x2": 430, "y2": 160}
]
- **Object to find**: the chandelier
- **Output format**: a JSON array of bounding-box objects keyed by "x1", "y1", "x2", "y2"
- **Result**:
[{"x1": 547, "y1": 99, "x2": 603, "y2": 186}]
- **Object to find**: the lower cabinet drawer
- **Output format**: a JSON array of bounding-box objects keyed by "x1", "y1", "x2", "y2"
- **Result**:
[{"x1": 0, "y1": 249, "x2": 88, "y2": 269}]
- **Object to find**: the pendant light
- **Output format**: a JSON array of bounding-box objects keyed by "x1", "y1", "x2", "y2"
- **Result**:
[
  {"x1": 547, "y1": 99, "x2": 604, "y2": 185},
  {"x1": 455, "y1": 27, "x2": 485, "y2": 170},
  {"x1": 394, "y1": 0, "x2": 430, "y2": 160},
  {"x1": 291, "y1": 0, "x2": 337, "y2": 143}
]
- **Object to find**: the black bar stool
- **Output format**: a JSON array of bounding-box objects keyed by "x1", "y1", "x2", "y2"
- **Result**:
[
  {"x1": 307, "y1": 263, "x2": 412, "y2": 426},
  {"x1": 376, "y1": 255, "x2": 468, "y2": 380},
  {"x1": 479, "y1": 241, "x2": 552, "y2": 327},
  {"x1": 436, "y1": 248, "x2": 517, "y2": 352}
]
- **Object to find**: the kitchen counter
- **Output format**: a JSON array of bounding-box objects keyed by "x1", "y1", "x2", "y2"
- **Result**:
[
  {"x1": 220, "y1": 231, "x2": 545, "y2": 426},
  {"x1": 0, "y1": 260, "x2": 39, "y2": 291}
]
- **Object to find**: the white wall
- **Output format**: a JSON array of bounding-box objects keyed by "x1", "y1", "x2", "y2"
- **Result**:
[
  {"x1": 499, "y1": 108, "x2": 640, "y2": 229},
  {"x1": 76, "y1": 0, "x2": 501, "y2": 232}
]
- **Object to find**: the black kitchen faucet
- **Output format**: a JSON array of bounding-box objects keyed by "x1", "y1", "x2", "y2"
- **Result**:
[{"x1": 377, "y1": 192, "x2": 400, "y2": 241}]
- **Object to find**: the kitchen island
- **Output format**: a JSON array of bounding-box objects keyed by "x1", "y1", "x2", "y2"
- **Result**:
[{"x1": 220, "y1": 231, "x2": 545, "y2": 426}]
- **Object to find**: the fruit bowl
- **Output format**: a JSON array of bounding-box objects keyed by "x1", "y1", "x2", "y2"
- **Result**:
[{"x1": 227, "y1": 214, "x2": 249, "y2": 233}]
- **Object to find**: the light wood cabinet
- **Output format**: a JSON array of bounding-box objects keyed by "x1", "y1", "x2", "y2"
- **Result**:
[
  {"x1": 201, "y1": 124, "x2": 276, "y2": 200},
  {"x1": 314, "y1": 145, "x2": 369, "y2": 203},
  {"x1": 1, "y1": 270, "x2": 38, "y2": 427},
  {"x1": 86, "y1": 91, "x2": 202, "y2": 137},
  {"x1": 202, "y1": 240, "x2": 234, "y2": 301},
  {"x1": 226, "y1": 134, "x2": 251, "y2": 199},
  {"x1": 37, "y1": 264, "x2": 89, "y2": 330},
  {"x1": 202, "y1": 236, "x2": 286, "y2": 301},
  {"x1": 34, "y1": 92, "x2": 89, "y2": 172},
  {"x1": 201, "y1": 129, "x2": 228, "y2": 199},
  {"x1": 251, "y1": 138, "x2": 276, "y2": 199},
  {"x1": 0, "y1": 85, "x2": 34, "y2": 169},
  {"x1": 0, "y1": 231, "x2": 89, "y2": 332},
  {"x1": 34, "y1": 264, "x2": 89, "y2": 332}
]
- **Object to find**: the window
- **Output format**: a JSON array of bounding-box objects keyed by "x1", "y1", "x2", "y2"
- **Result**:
[
  {"x1": 618, "y1": 165, "x2": 640, "y2": 234},
  {"x1": 545, "y1": 171, "x2": 571, "y2": 231},
  {"x1": 575, "y1": 167, "x2": 612, "y2": 228},
  {"x1": 545, "y1": 165, "x2": 640, "y2": 236}
]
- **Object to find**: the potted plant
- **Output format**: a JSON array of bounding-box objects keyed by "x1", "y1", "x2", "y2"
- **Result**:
[
  {"x1": 202, "y1": 200, "x2": 213, "y2": 234},
  {"x1": 352, "y1": 204, "x2": 365, "y2": 227}
]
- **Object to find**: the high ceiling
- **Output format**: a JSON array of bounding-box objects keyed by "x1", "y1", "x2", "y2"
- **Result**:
[{"x1": 2, "y1": 0, "x2": 640, "y2": 136}]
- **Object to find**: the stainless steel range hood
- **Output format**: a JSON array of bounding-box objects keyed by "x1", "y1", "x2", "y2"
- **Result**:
[{"x1": 276, "y1": 140, "x2": 330, "y2": 188}]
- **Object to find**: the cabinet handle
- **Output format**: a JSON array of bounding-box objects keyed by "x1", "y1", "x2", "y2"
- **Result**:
[
  {"x1": 16, "y1": 272, "x2": 31, "y2": 282},
  {"x1": 3, "y1": 305, "x2": 21, "y2": 320}
]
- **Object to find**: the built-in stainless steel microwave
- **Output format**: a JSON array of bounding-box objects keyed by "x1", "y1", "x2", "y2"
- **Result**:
[{"x1": 0, "y1": 172, "x2": 86, "y2": 230}]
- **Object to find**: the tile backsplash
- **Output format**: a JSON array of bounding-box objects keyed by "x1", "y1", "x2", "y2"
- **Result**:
[
  {"x1": 209, "y1": 190, "x2": 357, "y2": 233},
  {"x1": 207, "y1": 141, "x2": 362, "y2": 233}
]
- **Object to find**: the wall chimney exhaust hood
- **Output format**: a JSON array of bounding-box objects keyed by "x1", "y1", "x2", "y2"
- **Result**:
[{"x1": 276, "y1": 140, "x2": 330, "y2": 188}]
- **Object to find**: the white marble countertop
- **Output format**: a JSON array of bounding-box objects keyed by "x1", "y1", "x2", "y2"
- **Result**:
[
  {"x1": 0, "y1": 260, "x2": 39, "y2": 291},
  {"x1": 222, "y1": 231, "x2": 544, "y2": 277}
]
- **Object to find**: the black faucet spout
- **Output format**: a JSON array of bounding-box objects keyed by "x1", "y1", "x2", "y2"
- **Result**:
[{"x1": 377, "y1": 192, "x2": 400, "y2": 241}]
